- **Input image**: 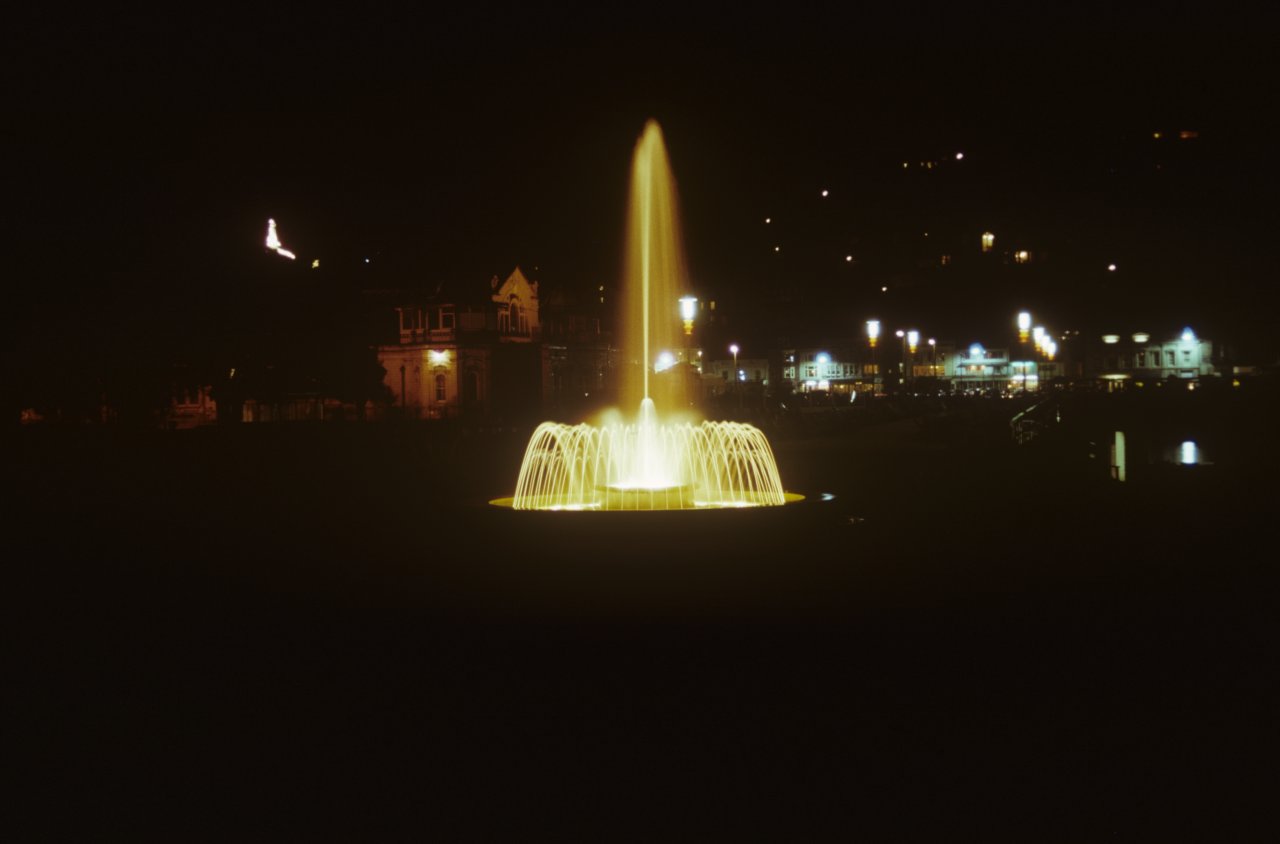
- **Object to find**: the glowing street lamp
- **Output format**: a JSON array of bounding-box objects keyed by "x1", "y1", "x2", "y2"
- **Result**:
[
  {"x1": 679, "y1": 296, "x2": 698, "y2": 336},
  {"x1": 906, "y1": 330, "x2": 919, "y2": 354},
  {"x1": 866, "y1": 319, "x2": 880, "y2": 348},
  {"x1": 1032, "y1": 325, "x2": 1046, "y2": 350},
  {"x1": 1017, "y1": 311, "x2": 1031, "y2": 343},
  {"x1": 927, "y1": 338, "x2": 937, "y2": 377}
]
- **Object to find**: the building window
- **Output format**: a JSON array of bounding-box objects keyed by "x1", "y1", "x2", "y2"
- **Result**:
[
  {"x1": 435, "y1": 374, "x2": 447, "y2": 402},
  {"x1": 981, "y1": 232, "x2": 995, "y2": 252},
  {"x1": 1166, "y1": 350, "x2": 1175, "y2": 366},
  {"x1": 439, "y1": 309, "x2": 455, "y2": 330}
]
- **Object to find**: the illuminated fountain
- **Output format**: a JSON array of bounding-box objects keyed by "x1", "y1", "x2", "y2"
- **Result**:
[{"x1": 495, "y1": 121, "x2": 798, "y2": 511}]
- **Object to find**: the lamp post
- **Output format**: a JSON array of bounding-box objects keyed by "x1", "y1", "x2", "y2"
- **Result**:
[
  {"x1": 729, "y1": 343, "x2": 740, "y2": 408},
  {"x1": 906, "y1": 330, "x2": 919, "y2": 394},
  {"x1": 866, "y1": 319, "x2": 880, "y2": 396},
  {"x1": 895, "y1": 330, "x2": 906, "y2": 393},
  {"x1": 927, "y1": 338, "x2": 937, "y2": 382}
]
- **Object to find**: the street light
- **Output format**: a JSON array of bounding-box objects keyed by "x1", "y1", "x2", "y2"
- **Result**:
[
  {"x1": 678, "y1": 296, "x2": 697, "y2": 383},
  {"x1": 866, "y1": 320, "x2": 881, "y2": 395},
  {"x1": 1017, "y1": 311, "x2": 1031, "y2": 343},
  {"x1": 906, "y1": 330, "x2": 919, "y2": 391},
  {"x1": 729, "y1": 343, "x2": 740, "y2": 407},
  {"x1": 927, "y1": 338, "x2": 937, "y2": 378}
]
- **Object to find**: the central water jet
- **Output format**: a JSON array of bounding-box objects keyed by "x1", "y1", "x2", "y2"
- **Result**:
[{"x1": 496, "y1": 120, "x2": 799, "y2": 511}]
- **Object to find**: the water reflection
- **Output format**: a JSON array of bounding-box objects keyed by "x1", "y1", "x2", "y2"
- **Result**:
[{"x1": 1166, "y1": 439, "x2": 1211, "y2": 466}]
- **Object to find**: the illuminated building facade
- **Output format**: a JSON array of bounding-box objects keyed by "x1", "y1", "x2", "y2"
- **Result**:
[
  {"x1": 1087, "y1": 329, "x2": 1218, "y2": 389},
  {"x1": 780, "y1": 348, "x2": 878, "y2": 394},
  {"x1": 378, "y1": 267, "x2": 541, "y2": 420},
  {"x1": 376, "y1": 267, "x2": 615, "y2": 421}
]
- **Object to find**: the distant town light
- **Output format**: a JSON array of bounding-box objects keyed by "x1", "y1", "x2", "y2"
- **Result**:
[
  {"x1": 895, "y1": 330, "x2": 905, "y2": 338},
  {"x1": 774, "y1": 246, "x2": 781, "y2": 253},
  {"x1": 1108, "y1": 263, "x2": 1117, "y2": 272},
  {"x1": 264, "y1": 218, "x2": 296, "y2": 260},
  {"x1": 1102, "y1": 334, "x2": 1120, "y2": 344},
  {"x1": 1132, "y1": 332, "x2": 1150, "y2": 343},
  {"x1": 428, "y1": 349, "x2": 450, "y2": 366},
  {"x1": 655, "y1": 351, "x2": 676, "y2": 372},
  {"x1": 981, "y1": 232, "x2": 995, "y2": 252},
  {"x1": 729, "y1": 343, "x2": 739, "y2": 356},
  {"x1": 816, "y1": 352, "x2": 831, "y2": 365},
  {"x1": 821, "y1": 189, "x2": 829, "y2": 197},
  {"x1": 1181, "y1": 327, "x2": 1197, "y2": 344},
  {"x1": 866, "y1": 320, "x2": 881, "y2": 347},
  {"x1": 969, "y1": 343, "x2": 985, "y2": 359},
  {"x1": 955, "y1": 152, "x2": 964, "y2": 160},
  {"x1": 1015, "y1": 250, "x2": 1030, "y2": 264},
  {"x1": 845, "y1": 255, "x2": 853, "y2": 262},
  {"x1": 311, "y1": 258, "x2": 320, "y2": 269},
  {"x1": 907, "y1": 330, "x2": 919, "y2": 352},
  {"x1": 1033, "y1": 326, "x2": 1046, "y2": 347},
  {"x1": 881, "y1": 286, "x2": 888, "y2": 292},
  {"x1": 1017, "y1": 311, "x2": 1032, "y2": 340},
  {"x1": 765, "y1": 217, "x2": 771, "y2": 224}
]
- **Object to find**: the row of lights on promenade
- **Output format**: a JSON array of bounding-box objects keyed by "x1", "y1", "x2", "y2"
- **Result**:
[{"x1": 663, "y1": 298, "x2": 1117, "y2": 378}]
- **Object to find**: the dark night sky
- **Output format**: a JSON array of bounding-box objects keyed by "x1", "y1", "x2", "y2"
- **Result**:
[{"x1": 11, "y1": 5, "x2": 1279, "y2": 350}]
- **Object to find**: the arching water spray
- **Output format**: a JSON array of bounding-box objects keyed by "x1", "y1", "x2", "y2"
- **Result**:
[{"x1": 496, "y1": 120, "x2": 800, "y2": 511}]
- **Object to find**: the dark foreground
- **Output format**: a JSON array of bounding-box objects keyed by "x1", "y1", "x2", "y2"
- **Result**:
[{"x1": 11, "y1": 398, "x2": 1278, "y2": 838}]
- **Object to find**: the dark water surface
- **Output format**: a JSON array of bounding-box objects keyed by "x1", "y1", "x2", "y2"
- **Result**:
[{"x1": 11, "y1": 412, "x2": 1276, "y2": 838}]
